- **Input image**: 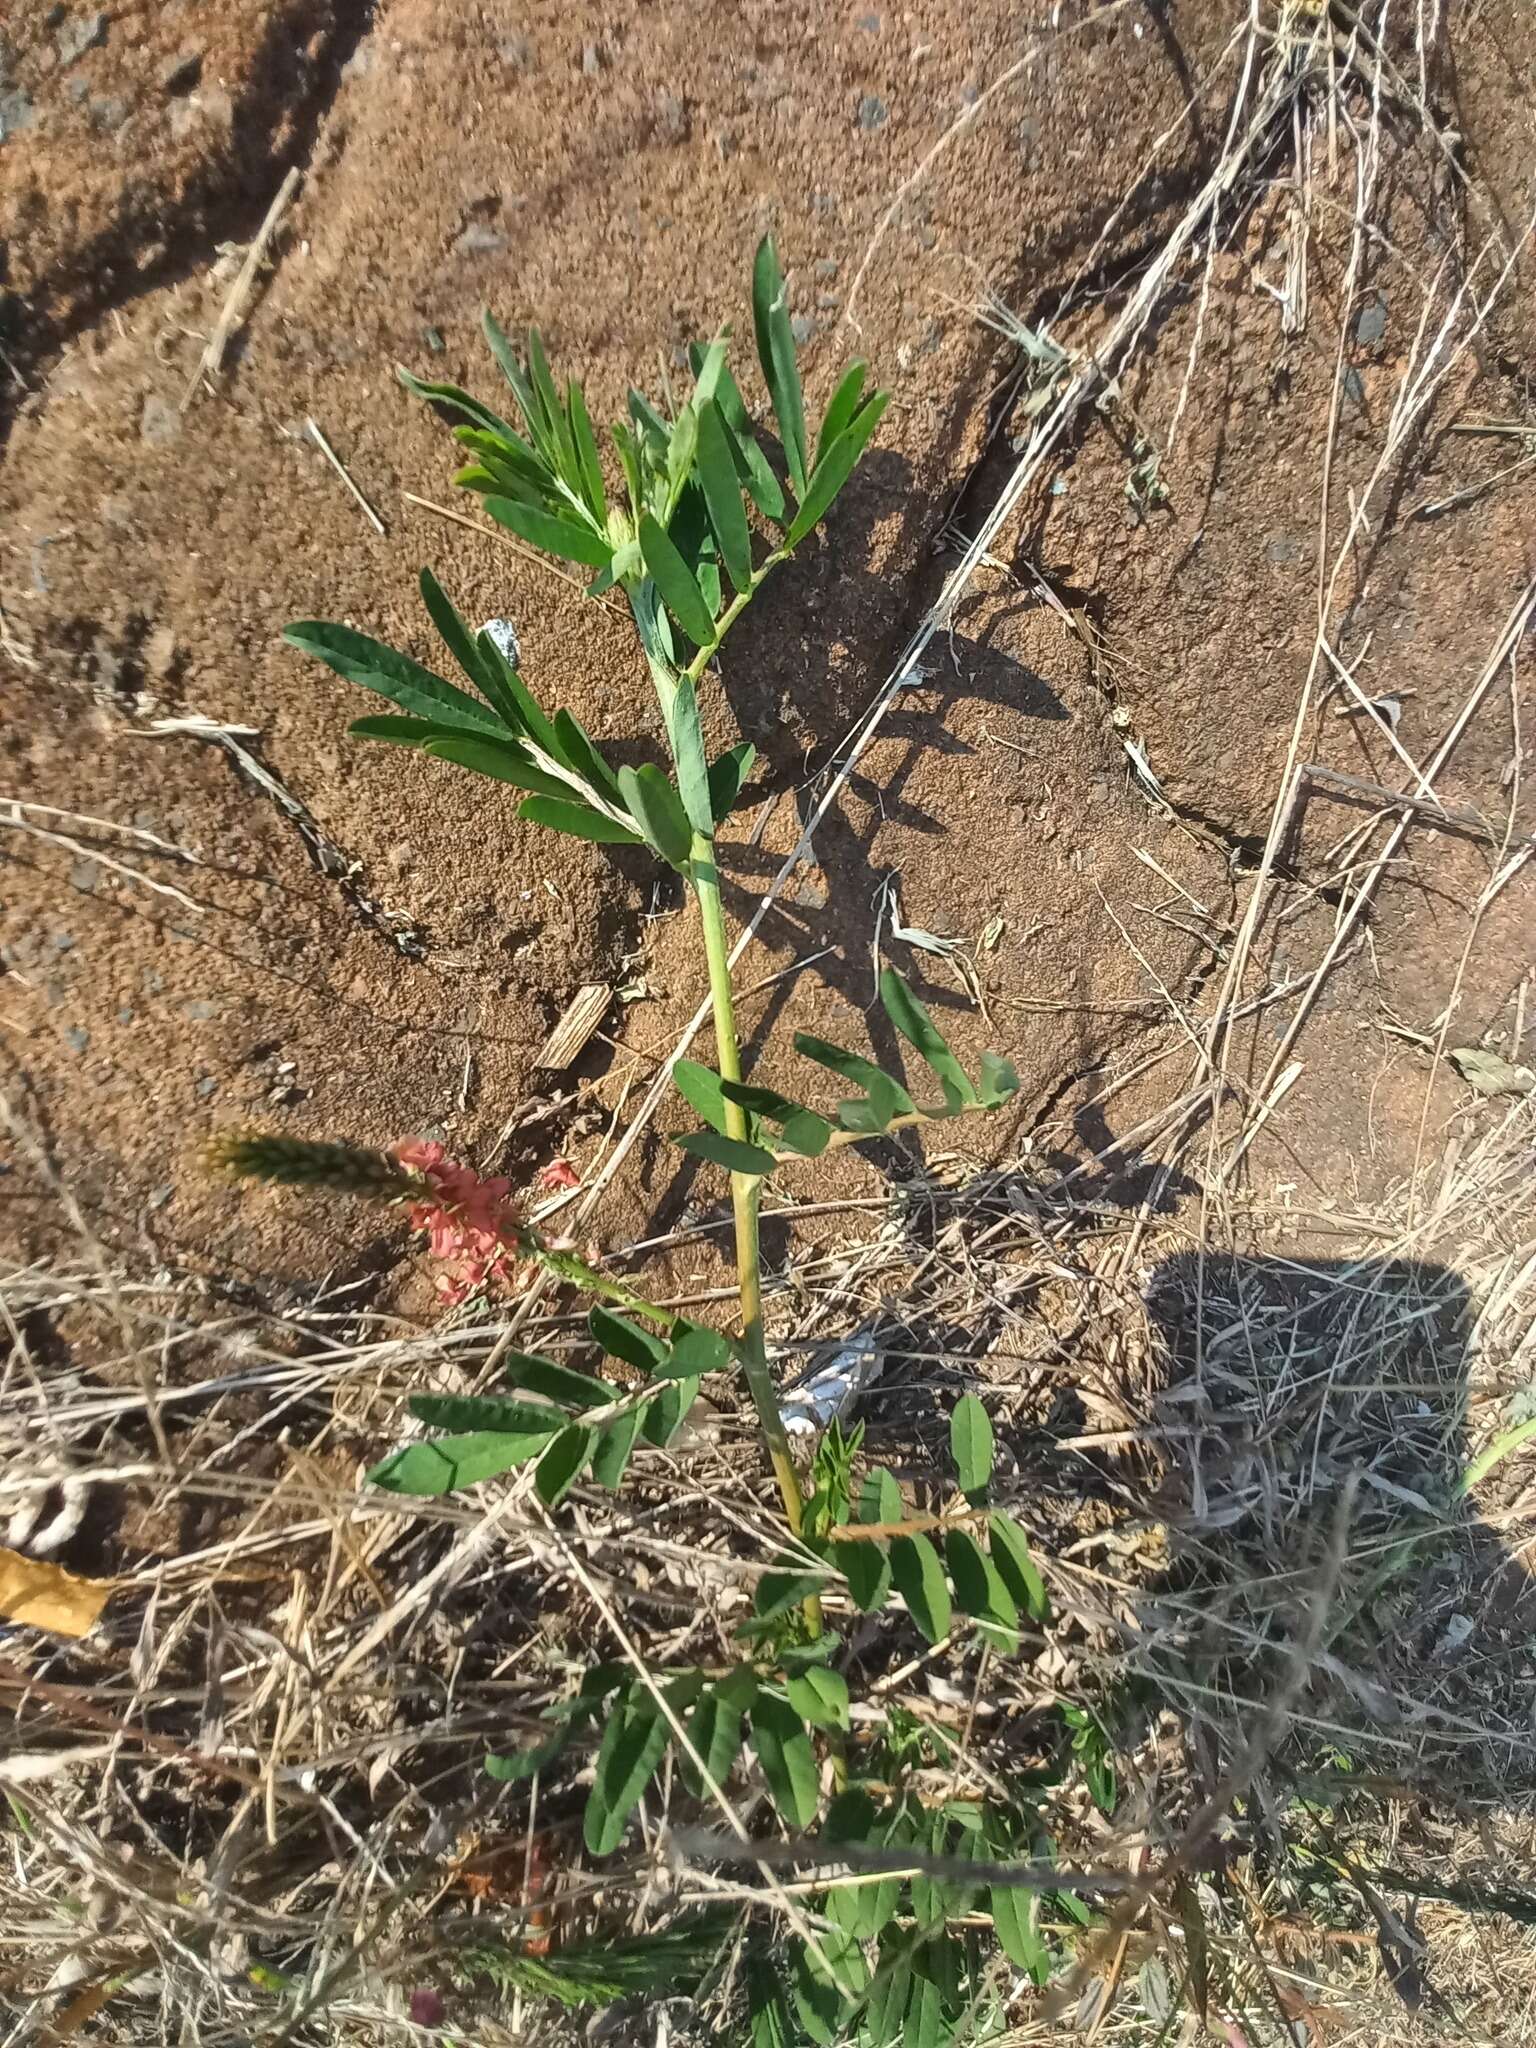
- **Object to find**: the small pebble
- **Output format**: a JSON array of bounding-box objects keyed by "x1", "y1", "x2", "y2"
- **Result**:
[
  {"x1": 498, "y1": 34, "x2": 531, "y2": 68},
  {"x1": 581, "y1": 41, "x2": 603, "y2": 75},
  {"x1": 0, "y1": 90, "x2": 35, "y2": 142},
  {"x1": 64, "y1": 1026, "x2": 90, "y2": 1053},
  {"x1": 791, "y1": 314, "x2": 816, "y2": 346},
  {"x1": 89, "y1": 94, "x2": 128, "y2": 133},
  {"x1": 814, "y1": 257, "x2": 840, "y2": 282},
  {"x1": 195, "y1": 1075, "x2": 218, "y2": 1099},
  {"x1": 423, "y1": 325, "x2": 445, "y2": 352},
  {"x1": 69, "y1": 859, "x2": 99, "y2": 893},
  {"x1": 856, "y1": 93, "x2": 887, "y2": 131},
  {"x1": 653, "y1": 91, "x2": 689, "y2": 142},
  {"x1": 184, "y1": 998, "x2": 218, "y2": 1020},
  {"x1": 452, "y1": 223, "x2": 507, "y2": 257},
  {"x1": 55, "y1": 11, "x2": 107, "y2": 65},
  {"x1": 1355, "y1": 290, "x2": 1388, "y2": 345},
  {"x1": 1265, "y1": 532, "x2": 1300, "y2": 565},
  {"x1": 52, "y1": 931, "x2": 76, "y2": 952},
  {"x1": 149, "y1": 1184, "x2": 175, "y2": 1210},
  {"x1": 140, "y1": 394, "x2": 181, "y2": 445},
  {"x1": 811, "y1": 190, "x2": 838, "y2": 215}
]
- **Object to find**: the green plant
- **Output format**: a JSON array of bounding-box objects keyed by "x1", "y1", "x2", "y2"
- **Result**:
[{"x1": 215, "y1": 243, "x2": 1099, "y2": 2039}]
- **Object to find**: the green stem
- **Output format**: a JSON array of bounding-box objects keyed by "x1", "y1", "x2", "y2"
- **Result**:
[
  {"x1": 689, "y1": 830, "x2": 810, "y2": 1554},
  {"x1": 683, "y1": 550, "x2": 790, "y2": 684}
]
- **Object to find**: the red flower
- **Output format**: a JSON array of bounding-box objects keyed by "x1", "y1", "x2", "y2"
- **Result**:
[
  {"x1": 393, "y1": 1140, "x2": 527, "y2": 1305},
  {"x1": 537, "y1": 1156, "x2": 581, "y2": 1192}
]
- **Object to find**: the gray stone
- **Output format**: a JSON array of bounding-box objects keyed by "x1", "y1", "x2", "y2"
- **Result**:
[
  {"x1": 195, "y1": 1074, "x2": 218, "y2": 1099},
  {"x1": 1355, "y1": 290, "x2": 1387, "y2": 345},
  {"x1": 0, "y1": 89, "x2": 35, "y2": 143},
  {"x1": 184, "y1": 998, "x2": 218, "y2": 1020},
  {"x1": 811, "y1": 190, "x2": 838, "y2": 215},
  {"x1": 149, "y1": 1184, "x2": 174, "y2": 1210},
  {"x1": 52, "y1": 931, "x2": 76, "y2": 952},
  {"x1": 1265, "y1": 532, "x2": 1300, "y2": 565},
  {"x1": 55, "y1": 11, "x2": 107, "y2": 65},
  {"x1": 481, "y1": 617, "x2": 520, "y2": 669},
  {"x1": 814, "y1": 257, "x2": 840, "y2": 282},
  {"x1": 452, "y1": 222, "x2": 507, "y2": 257},
  {"x1": 654, "y1": 91, "x2": 689, "y2": 142},
  {"x1": 69, "y1": 859, "x2": 99, "y2": 893},
  {"x1": 67, "y1": 75, "x2": 88, "y2": 102},
  {"x1": 89, "y1": 94, "x2": 128, "y2": 133},
  {"x1": 64, "y1": 1026, "x2": 90, "y2": 1053},
  {"x1": 498, "y1": 34, "x2": 532, "y2": 68},
  {"x1": 140, "y1": 393, "x2": 181, "y2": 444},
  {"x1": 159, "y1": 47, "x2": 202, "y2": 94},
  {"x1": 856, "y1": 93, "x2": 887, "y2": 131},
  {"x1": 581, "y1": 41, "x2": 603, "y2": 75},
  {"x1": 791, "y1": 313, "x2": 816, "y2": 346}
]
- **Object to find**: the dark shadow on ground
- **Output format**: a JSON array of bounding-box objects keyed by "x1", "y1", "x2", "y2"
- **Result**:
[{"x1": 1131, "y1": 1251, "x2": 1536, "y2": 1805}]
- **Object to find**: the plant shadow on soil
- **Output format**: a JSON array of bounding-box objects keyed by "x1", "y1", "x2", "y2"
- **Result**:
[{"x1": 846, "y1": 1240, "x2": 1536, "y2": 1818}]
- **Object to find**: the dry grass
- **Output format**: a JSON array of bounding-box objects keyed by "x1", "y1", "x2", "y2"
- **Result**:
[{"x1": 5, "y1": 3, "x2": 1536, "y2": 2043}]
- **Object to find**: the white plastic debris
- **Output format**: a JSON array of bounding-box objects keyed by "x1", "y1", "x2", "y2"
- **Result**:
[
  {"x1": 482, "y1": 617, "x2": 521, "y2": 669},
  {"x1": 778, "y1": 1331, "x2": 882, "y2": 1437}
]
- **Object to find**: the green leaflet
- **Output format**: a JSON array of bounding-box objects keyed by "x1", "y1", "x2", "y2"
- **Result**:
[
  {"x1": 284, "y1": 620, "x2": 506, "y2": 736},
  {"x1": 590, "y1": 1408, "x2": 643, "y2": 1490},
  {"x1": 879, "y1": 968, "x2": 978, "y2": 1111},
  {"x1": 639, "y1": 511, "x2": 718, "y2": 649},
  {"x1": 535, "y1": 1424, "x2": 596, "y2": 1506},
  {"x1": 519, "y1": 797, "x2": 642, "y2": 845},
  {"x1": 990, "y1": 1881, "x2": 1049, "y2": 1980},
  {"x1": 589, "y1": 1305, "x2": 670, "y2": 1374},
  {"x1": 747, "y1": 1958, "x2": 794, "y2": 2048},
  {"x1": 889, "y1": 1532, "x2": 951, "y2": 1644},
  {"x1": 708, "y1": 740, "x2": 758, "y2": 821},
  {"x1": 664, "y1": 1322, "x2": 732, "y2": 1376},
  {"x1": 815, "y1": 360, "x2": 868, "y2": 465},
  {"x1": 750, "y1": 1692, "x2": 819, "y2": 1827},
  {"x1": 949, "y1": 1393, "x2": 994, "y2": 1500},
  {"x1": 417, "y1": 567, "x2": 500, "y2": 713},
  {"x1": 409, "y1": 1392, "x2": 567, "y2": 1434},
  {"x1": 505, "y1": 1352, "x2": 613, "y2": 1408},
  {"x1": 793, "y1": 1032, "x2": 916, "y2": 1131},
  {"x1": 785, "y1": 1665, "x2": 849, "y2": 1731},
  {"x1": 484, "y1": 495, "x2": 614, "y2": 568},
  {"x1": 584, "y1": 1693, "x2": 672, "y2": 1855},
  {"x1": 676, "y1": 1130, "x2": 778, "y2": 1176},
  {"x1": 989, "y1": 1510, "x2": 1048, "y2": 1621},
  {"x1": 566, "y1": 379, "x2": 607, "y2": 523},
  {"x1": 752, "y1": 236, "x2": 808, "y2": 498},
  {"x1": 673, "y1": 1058, "x2": 733, "y2": 1135},
  {"x1": 833, "y1": 1466, "x2": 898, "y2": 1611},
  {"x1": 422, "y1": 735, "x2": 577, "y2": 801},
  {"x1": 396, "y1": 364, "x2": 522, "y2": 444},
  {"x1": 640, "y1": 1375, "x2": 699, "y2": 1448},
  {"x1": 368, "y1": 1430, "x2": 553, "y2": 1497},
  {"x1": 484, "y1": 1724, "x2": 569, "y2": 1782},
  {"x1": 786, "y1": 390, "x2": 892, "y2": 548},
  {"x1": 618, "y1": 762, "x2": 693, "y2": 868},
  {"x1": 943, "y1": 1526, "x2": 1018, "y2": 1653},
  {"x1": 681, "y1": 1666, "x2": 755, "y2": 1796},
  {"x1": 668, "y1": 676, "x2": 715, "y2": 837},
  {"x1": 695, "y1": 399, "x2": 754, "y2": 595}
]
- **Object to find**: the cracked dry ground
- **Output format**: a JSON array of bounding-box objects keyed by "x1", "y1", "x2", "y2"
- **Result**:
[{"x1": 2, "y1": 0, "x2": 1534, "y2": 1323}]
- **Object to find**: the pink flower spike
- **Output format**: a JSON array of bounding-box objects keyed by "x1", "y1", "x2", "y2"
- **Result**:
[{"x1": 391, "y1": 1139, "x2": 528, "y2": 1302}]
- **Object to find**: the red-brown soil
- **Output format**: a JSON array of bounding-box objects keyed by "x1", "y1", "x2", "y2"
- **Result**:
[{"x1": 2, "y1": 0, "x2": 1533, "y2": 1306}]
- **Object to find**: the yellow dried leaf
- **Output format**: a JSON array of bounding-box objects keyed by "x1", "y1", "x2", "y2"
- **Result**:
[{"x1": 0, "y1": 1547, "x2": 112, "y2": 1638}]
